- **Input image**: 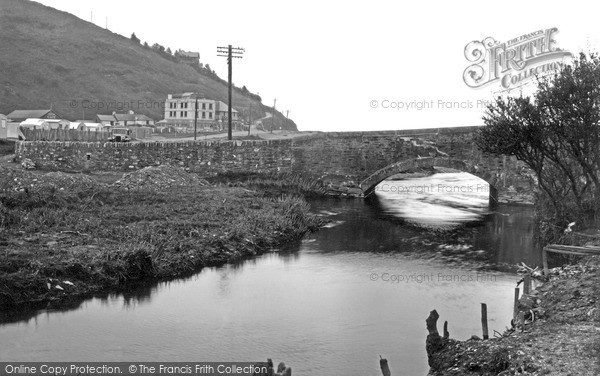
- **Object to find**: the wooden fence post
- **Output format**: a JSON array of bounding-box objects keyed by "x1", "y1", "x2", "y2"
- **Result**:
[
  {"x1": 518, "y1": 311, "x2": 525, "y2": 332},
  {"x1": 481, "y1": 303, "x2": 489, "y2": 340},
  {"x1": 542, "y1": 247, "x2": 549, "y2": 276},
  {"x1": 523, "y1": 275, "x2": 531, "y2": 295},
  {"x1": 513, "y1": 287, "x2": 520, "y2": 320}
]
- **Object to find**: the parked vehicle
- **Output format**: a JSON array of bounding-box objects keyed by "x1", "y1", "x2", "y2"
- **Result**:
[{"x1": 108, "y1": 127, "x2": 131, "y2": 142}]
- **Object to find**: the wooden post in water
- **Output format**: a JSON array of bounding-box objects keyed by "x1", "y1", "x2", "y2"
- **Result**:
[
  {"x1": 523, "y1": 275, "x2": 531, "y2": 295},
  {"x1": 425, "y1": 309, "x2": 443, "y2": 367},
  {"x1": 542, "y1": 247, "x2": 549, "y2": 276},
  {"x1": 481, "y1": 303, "x2": 489, "y2": 340},
  {"x1": 379, "y1": 356, "x2": 391, "y2": 376},
  {"x1": 513, "y1": 287, "x2": 520, "y2": 320}
]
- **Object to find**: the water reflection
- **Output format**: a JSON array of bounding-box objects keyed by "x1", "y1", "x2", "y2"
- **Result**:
[
  {"x1": 374, "y1": 172, "x2": 491, "y2": 228},
  {"x1": 0, "y1": 173, "x2": 537, "y2": 376}
]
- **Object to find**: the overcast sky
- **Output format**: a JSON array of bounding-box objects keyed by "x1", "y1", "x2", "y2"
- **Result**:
[{"x1": 36, "y1": 0, "x2": 600, "y2": 131}]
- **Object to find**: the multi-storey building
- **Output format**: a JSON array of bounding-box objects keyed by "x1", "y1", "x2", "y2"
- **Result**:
[{"x1": 163, "y1": 93, "x2": 238, "y2": 130}]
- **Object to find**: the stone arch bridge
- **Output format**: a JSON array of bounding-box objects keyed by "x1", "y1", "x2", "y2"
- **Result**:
[{"x1": 15, "y1": 126, "x2": 527, "y2": 202}]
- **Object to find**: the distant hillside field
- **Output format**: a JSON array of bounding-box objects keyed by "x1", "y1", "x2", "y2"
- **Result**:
[{"x1": 0, "y1": 0, "x2": 297, "y2": 130}]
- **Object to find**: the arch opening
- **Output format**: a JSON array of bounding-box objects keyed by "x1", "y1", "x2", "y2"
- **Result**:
[{"x1": 360, "y1": 157, "x2": 498, "y2": 206}]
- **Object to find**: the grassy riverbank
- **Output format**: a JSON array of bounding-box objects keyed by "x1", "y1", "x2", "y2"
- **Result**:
[
  {"x1": 0, "y1": 166, "x2": 325, "y2": 312},
  {"x1": 427, "y1": 256, "x2": 600, "y2": 375}
]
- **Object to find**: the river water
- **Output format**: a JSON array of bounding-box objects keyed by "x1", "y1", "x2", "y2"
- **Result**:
[{"x1": 0, "y1": 172, "x2": 537, "y2": 375}]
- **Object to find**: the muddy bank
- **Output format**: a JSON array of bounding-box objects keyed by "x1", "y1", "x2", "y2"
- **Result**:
[
  {"x1": 0, "y1": 166, "x2": 325, "y2": 314},
  {"x1": 497, "y1": 190, "x2": 534, "y2": 206},
  {"x1": 426, "y1": 256, "x2": 600, "y2": 375}
]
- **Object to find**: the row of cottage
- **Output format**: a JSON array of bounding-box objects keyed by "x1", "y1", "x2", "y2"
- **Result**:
[
  {"x1": 0, "y1": 93, "x2": 241, "y2": 139},
  {"x1": 0, "y1": 109, "x2": 155, "y2": 139}
]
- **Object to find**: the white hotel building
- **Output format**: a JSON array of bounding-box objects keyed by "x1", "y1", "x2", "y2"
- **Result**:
[{"x1": 163, "y1": 93, "x2": 238, "y2": 130}]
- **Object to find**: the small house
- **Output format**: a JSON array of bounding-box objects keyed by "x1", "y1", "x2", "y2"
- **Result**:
[
  {"x1": 69, "y1": 121, "x2": 85, "y2": 130},
  {"x1": 96, "y1": 114, "x2": 117, "y2": 127},
  {"x1": 96, "y1": 112, "x2": 155, "y2": 127},
  {"x1": 7, "y1": 109, "x2": 61, "y2": 123},
  {"x1": 0, "y1": 114, "x2": 7, "y2": 139},
  {"x1": 20, "y1": 118, "x2": 50, "y2": 130},
  {"x1": 45, "y1": 119, "x2": 70, "y2": 130}
]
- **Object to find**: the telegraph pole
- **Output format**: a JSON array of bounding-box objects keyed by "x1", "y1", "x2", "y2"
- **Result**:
[
  {"x1": 248, "y1": 103, "x2": 252, "y2": 136},
  {"x1": 194, "y1": 95, "x2": 199, "y2": 141},
  {"x1": 271, "y1": 98, "x2": 276, "y2": 133},
  {"x1": 217, "y1": 45, "x2": 244, "y2": 140}
]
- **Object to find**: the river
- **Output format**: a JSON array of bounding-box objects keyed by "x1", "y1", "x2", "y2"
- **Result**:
[{"x1": 0, "y1": 172, "x2": 537, "y2": 375}]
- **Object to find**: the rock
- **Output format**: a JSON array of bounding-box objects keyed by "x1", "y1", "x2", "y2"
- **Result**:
[
  {"x1": 21, "y1": 158, "x2": 35, "y2": 169},
  {"x1": 113, "y1": 165, "x2": 209, "y2": 191}
]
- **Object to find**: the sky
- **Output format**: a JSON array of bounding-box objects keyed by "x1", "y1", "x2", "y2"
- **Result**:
[{"x1": 36, "y1": 0, "x2": 600, "y2": 132}]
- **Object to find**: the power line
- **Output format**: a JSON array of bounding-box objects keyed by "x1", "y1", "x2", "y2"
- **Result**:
[{"x1": 217, "y1": 45, "x2": 244, "y2": 140}]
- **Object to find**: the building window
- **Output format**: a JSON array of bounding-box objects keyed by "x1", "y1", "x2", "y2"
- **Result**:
[
  {"x1": 181, "y1": 111, "x2": 187, "y2": 117},
  {"x1": 202, "y1": 103, "x2": 206, "y2": 110},
  {"x1": 209, "y1": 112, "x2": 212, "y2": 119},
  {"x1": 209, "y1": 103, "x2": 213, "y2": 110},
  {"x1": 180, "y1": 103, "x2": 184, "y2": 109},
  {"x1": 202, "y1": 112, "x2": 206, "y2": 119}
]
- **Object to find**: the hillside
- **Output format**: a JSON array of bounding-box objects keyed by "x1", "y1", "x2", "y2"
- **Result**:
[{"x1": 0, "y1": 0, "x2": 297, "y2": 130}]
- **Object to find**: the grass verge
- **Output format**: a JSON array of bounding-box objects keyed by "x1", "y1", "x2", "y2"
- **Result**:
[{"x1": 0, "y1": 172, "x2": 325, "y2": 312}]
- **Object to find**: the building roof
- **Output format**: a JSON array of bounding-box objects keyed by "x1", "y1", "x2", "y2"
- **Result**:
[
  {"x1": 135, "y1": 114, "x2": 154, "y2": 122},
  {"x1": 69, "y1": 121, "x2": 84, "y2": 130},
  {"x1": 179, "y1": 51, "x2": 200, "y2": 59},
  {"x1": 7, "y1": 109, "x2": 55, "y2": 121},
  {"x1": 20, "y1": 118, "x2": 48, "y2": 126},
  {"x1": 114, "y1": 113, "x2": 135, "y2": 121},
  {"x1": 216, "y1": 101, "x2": 238, "y2": 113},
  {"x1": 168, "y1": 92, "x2": 205, "y2": 100},
  {"x1": 97, "y1": 113, "x2": 154, "y2": 122},
  {"x1": 0, "y1": 114, "x2": 6, "y2": 120},
  {"x1": 96, "y1": 114, "x2": 116, "y2": 121}
]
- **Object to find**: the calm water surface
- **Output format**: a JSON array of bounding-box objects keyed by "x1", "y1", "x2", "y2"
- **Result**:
[{"x1": 0, "y1": 173, "x2": 537, "y2": 375}]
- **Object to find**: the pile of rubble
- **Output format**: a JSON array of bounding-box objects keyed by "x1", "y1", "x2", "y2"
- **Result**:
[
  {"x1": 112, "y1": 165, "x2": 209, "y2": 191},
  {"x1": 0, "y1": 167, "x2": 102, "y2": 194}
]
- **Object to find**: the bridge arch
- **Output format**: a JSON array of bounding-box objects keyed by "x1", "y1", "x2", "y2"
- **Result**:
[{"x1": 359, "y1": 157, "x2": 499, "y2": 205}]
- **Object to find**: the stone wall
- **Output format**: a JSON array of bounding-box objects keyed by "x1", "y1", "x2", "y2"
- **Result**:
[
  {"x1": 14, "y1": 139, "x2": 294, "y2": 174},
  {"x1": 14, "y1": 127, "x2": 531, "y2": 198}
]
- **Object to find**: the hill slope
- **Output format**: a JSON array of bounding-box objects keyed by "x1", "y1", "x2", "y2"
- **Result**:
[{"x1": 0, "y1": 0, "x2": 297, "y2": 130}]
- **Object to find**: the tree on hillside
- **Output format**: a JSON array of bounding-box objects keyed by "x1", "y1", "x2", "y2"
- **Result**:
[
  {"x1": 476, "y1": 52, "x2": 600, "y2": 233},
  {"x1": 166, "y1": 47, "x2": 172, "y2": 55},
  {"x1": 143, "y1": 41, "x2": 149, "y2": 48},
  {"x1": 152, "y1": 43, "x2": 165, "y2": 54},
  {"x1": 130, "y1": 33, "x2": 140, "y2": 44}
]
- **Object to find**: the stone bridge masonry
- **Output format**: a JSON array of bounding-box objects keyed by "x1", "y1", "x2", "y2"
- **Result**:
[{"x1": 14, "y1": 126, "x2": 530, "y2": 203}]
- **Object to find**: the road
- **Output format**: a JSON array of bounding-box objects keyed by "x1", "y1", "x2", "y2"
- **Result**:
[{"x1": 150, "y1": 112, "x2": 319, "y2": 142}]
